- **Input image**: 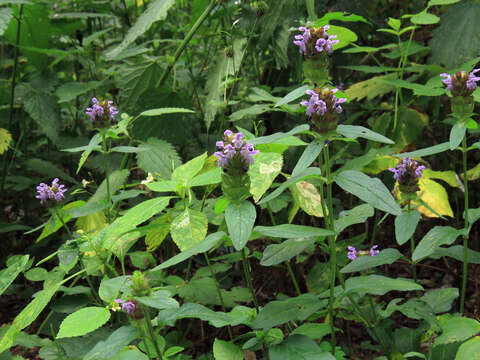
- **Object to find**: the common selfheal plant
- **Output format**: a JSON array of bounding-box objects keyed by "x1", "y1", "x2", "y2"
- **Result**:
[
  {"x1": 115, "y1": 299, "x2": 137, "y2": 315},
  {"x1": 440, "y1": 69, "x2": 480, "y2": 118},
  {"x1": 389, "y1": 157, "x2": 425, "y2": 194},
  {"x1": 85, "y1": 97, "x2": 119, "y2": 127},
  {"x1": 36, "y1": 178, "x2": 67, "y2": 205},
  {"x1": 347, "y1": 245, "x2": 380, "y2": 261},
  {"x1": 215, "y1": 130, "x2": 259, "y2": 202},
  {"x1": 300, "y1": 87, "x2": 346, "y2": 134}
]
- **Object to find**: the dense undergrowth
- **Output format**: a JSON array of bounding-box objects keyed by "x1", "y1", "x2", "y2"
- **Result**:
[{"x1": 1, "y1": 0, "x2": 480, "y2": 359}]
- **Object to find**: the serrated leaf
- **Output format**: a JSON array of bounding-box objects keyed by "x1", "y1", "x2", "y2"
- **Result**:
[
  {"x1": 335, "y1": 170, "x2": 402, "y2": 215},
  {"x1": 23, "y1": 91, "x2": 60, "y2": 145},
  {"x1": 412, "y1": 226, "x2": 461, "y2": 262},
  {"x1": 213, "y1": 339, "x2": 243, "y2": 360},
  {"x1": 26, "y1": 158, "x2": 78, "y2": 184},
  {"x1": 170, "y1": 209, "x2": 208, "y2": 251},
  {"x1": 57, "y1": 307, "x2": 110, "y2": 338},
  {"x1": 429, "y1": 2, "x2": 480, "y2": 68},
  {"x1": 106, "y1": 0, "x2": 175, "y2": 59},
  {"x1": 137, "y1": 138, "x2": 181, "y2": 180},
  {"x1": 55, "y1": 81, "x2": 103, "y2": 103},
  {"x1": 0, "y1": 128, "x2": 12, "y2": 155},
  {"x1": 225, "y1": 201, "x2": 256, "y2": 251},
  {"x1": 248, "y1": 152, "x2": 283, "y2": 202}
]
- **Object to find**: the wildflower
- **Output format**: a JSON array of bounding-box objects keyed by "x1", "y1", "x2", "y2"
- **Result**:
[
  {"x1": 115, "y1": 299, "x2": 136, "y2": 315},
  {"x1": 214, "y1": 130, "x2": 259, "y2": 172},
  {"x1": 440, "y1": 69, "x2": 480, "y2": 97},
  {"x1": 293, "y1": 25, "x2": 339, "y2": 57},
  {"x1": 300, "y1": 87, "x2": 346, "y2": 134},
  {"x1": 347, "y1": 245, "x2": 380, "y2": 261},
  {"x1": 85, "y1": 98, "x2": 119, "y2": 127},
  {"x1": 389, "y1": 157, "x2": 425, "y2": 194},
  {"x1": 36, "y1": 178, "x2": 67, "y2": 205}
]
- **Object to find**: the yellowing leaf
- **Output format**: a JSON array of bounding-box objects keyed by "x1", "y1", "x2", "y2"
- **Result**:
[
  {"x1": 0, "y1": 128, "x2": 12, "y2": 155},
  {"x1": 249, "y1": 152, "x2": 283, "y2": 202},
  {"x1": 423, "y1": 169, "x2": 458, "y2": 187},
  {"x1": 415, "y1": 178, "x2": 453, "y2": 218},
  {"x1": 75, "y1": 211, "x2": 106, "y2": 235},
  {"x1": 290, "y1": 181, "x2": 326, "y2": 217},
  {"x1": 362, "y1": 156, "x2": 398, "y2": 174},
  {"x1": 345, "y1": 74, "x2": 396, "y2": 101}
]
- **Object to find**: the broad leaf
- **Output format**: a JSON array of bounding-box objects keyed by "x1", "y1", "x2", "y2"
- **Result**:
[
  {"x1": 57, "y1": 307, "x2": 110, "y2": 338},
  {"x1": 434, "y1": 317, "x2": 480, "y2": 346},
  {"x1": 137, "y1": 138, "x2": 181, "y2": 180},
  {"x1": 292, "y1": 141, "x2": 323, "y2": 176},
  {"x1": 213, "y1": 339, "x2": 243, "y2": 360},
  {"x1": 156, "y1": 303, "x2": 231, "y2": 327},
  {"x1": 171, "y1": 152, "x2": 207, "y2": 187},
  {"x1": 340, "y1": 249, "x2": 404, "y2": 273},
  {"x1": 395, "y1": 210, "x2": 421, "y2": 245},
  {"x1": 135, "y1": 290, "x2": 179, "y2": 310},
  {"x1": 335, "y1": 204, "x2": 374, "y2": 234},
  {"x1": 269, "y1": 335, "x2": 335, "y2": 360},
  {"x1": 260, "y1": 238, "x2": 316, "y2": 266},
  {"x1": 225, "y1": 201, "x2": 256, "y2": 251},
  {"x1": 248, "y1": 152, "x2": 283, "y2": 202},
  {"x1": 290, "y1": 180, "x2": 325, "y2": 218},
  {"x1": 456, "y1": 336, "x2": 480, "y2": 360},
  {"x1": 170, "y1": 209, "x2": 208, "y2": 251},
  {"x1": 421, "y1": 288, "x2": 458, "y2": 314},
  {"x1": 412, "y1": 226, "x2": 462, "y2": 262},
  {"x1": 255, "y1": 224, "x2": 332, "y2": 238},
  {"x1": 337, "y1": 125, "x2": 394, "y2": 144},
  {"x1": 275, "y1": 85, "x2": 310, "y2": 107},
  {"x1": 83, "y1": 326, "x2": 138, "y2": 360},
  {"x1": 0, "y1": 255, "x2": 29, "y2": 297},
  {"x1": 0, "y1": 7, "x2": 12, "y2": 36}
]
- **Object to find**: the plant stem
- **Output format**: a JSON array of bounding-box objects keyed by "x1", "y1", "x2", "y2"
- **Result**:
[
  {"x1": 52, "y1": 207, "x2": 72, "y2": 239},
  {"x1": 241, "y1": 248, "x2": 259, "y2": 312},
  {"x1": 1, "y1": 4, "x2": 23, "y2": 193},
  {"x1": 101, "y1": 131, "x2": 112, "y2": 223},
  {"x1": 204, "y1": 253, "x2": 233, "y2": 339},
  {"x1": 321, "y1": 143, "x2": 337, "y2": 355},
  {"x1": 407, "y1": 201, "x2": 417, "y2": 284},
  {"x1": 142, "y1": 304, "x2": 163, "y2": 360},
  {"x1": 460, "y1": 134, "x2": 469, "y2": 313},
  {"x1": 157, "y1": 0, "x2": 217, "y2": 86}
]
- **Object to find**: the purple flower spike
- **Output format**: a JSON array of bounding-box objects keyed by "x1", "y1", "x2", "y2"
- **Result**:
[
  {"x1": 293, "y1": 25, "x2": 338, "y2": 57},
  {"x1": 115, "y1": 299, "x2": 136, "y2": 315},
  {"x1": 369, "y1": 245, "x2": 380, "y2": 257},
  {"x1": 441, "y1": 68, "x2": 480, "y2": 96},
  {"x1": 214, "y1": 131, "x2": 259, "y2": 171},
  {"x1": 347, "y1": 246, "x2": 357, "y2": 260},
  {"x1": 467, "y1": 69, "x2": 480, "y2": 90},
  {"x1": 440, "y1": 73, "x2": 453, "y2": 91},
  {"x1": 293, "y1": 26, "x2": 311, "y2": 55},
  {"x1": 301, "y1": 87, "x2": 345, "y2": 118},
  {"x1": 36, "y1": 178, "x2": 67, "y2": 205},
  {"x1": 85, "y1": 97, "x2": 118, "y2": 126}
]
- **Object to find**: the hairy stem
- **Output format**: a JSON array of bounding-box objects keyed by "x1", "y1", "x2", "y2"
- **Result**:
[{"x1": 460, "y1": 134, "x2": 470, "y2": 313}]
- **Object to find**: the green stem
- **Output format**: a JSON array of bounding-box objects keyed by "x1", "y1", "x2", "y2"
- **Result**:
[
  {"x1": 321, "y1": 144, "x2": 337, "y2": 355},
  {"x1": 204, "y1": 253, "x2": 233, "y2": 339},
  {"x1": 407, "y1": 201, "x2": 417, "y2": 284},
  {"x1": 101, "y1": 131, "x2": 112, "y2": 223},
  {"x1": 142, "y1": 304, "x2": 163, "y2": 360},
  {"x1": 1, "y1": 4, "x2": 23, "y2": 193},
  {"x1": 157, "y1": 0, "x2": 217, "y2": 87},
  {"x1": 460, "y1": 134, "x2": 469, "y2": 313},
  {"x1": 241, "y1": 248, "x2": 259, "y2": 311},
  {"x1": 52, "y1": 207, "x2": 72, "y2": 239}
]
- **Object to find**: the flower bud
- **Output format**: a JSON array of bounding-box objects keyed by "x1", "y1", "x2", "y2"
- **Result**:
[{"x1": 131, "y1": 271, "x2": 151, "y2": 297}]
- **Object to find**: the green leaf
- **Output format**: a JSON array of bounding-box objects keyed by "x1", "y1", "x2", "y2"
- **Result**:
[
  {"x1": 335, "y1": 170, "x2": 402, "y2": 215},
  {"x1": 398, "y1": 142, "x2": 450, "y2": 158},
  {"x1": 258, "y1": 167, "x2": 321, "y2": 205},
  {"x1": 250, "y1": 124, "x2": 309, "y2": 145},
  {"x1": 26, "y1": 158, "x2": 78, "y2": 184},
  {"x1": 83, "y1": 326, "x2": 138, "y2": 360},
  {"x1": 255, "y1": 224, "x2": 333, "y2": 238},
  {"x1": 412, "y1": 226, "x2": 462, "y2": 262},
  {"x1": 428, "y1": 0, "x2": 460, "y2": 5},
  {"x1": 252, "y1": 294, "x2": 327, "y2": 330},
  {"x1": 110, "y1": 146, "x2": 148, "y2": 153},
  {"x1": 98, "y1": 276, "x2": 131, "y2": 303},
  {"x1": 145, "y1": 213, "x2": 171, "y2": 252},
  {"x1": 275, "y1": 85, "x2": 310, "y2": 107},
  {"x1": 0, "y1": 255, "x2": 29, "y2": 296},
  {"x1": 89, "y1": 169, "x2": 130, "y2": 204},
  {"x1": 137, "y1": 138, "x2": 181, "y2": 180},
  {"x1": 337, "y1": 125, "x2": 394, "y2": 144},
  {"x1": 62, "y1": 134, "x2": 101, "y2": 174},
  {"x1": 248, "y1": 152, "x2": 283, "y2": 202},
  {"x1": 229, "y1": 104, "x2": 274, "y2": 122},
  {"x1": 292, "y1": 142, "x2": 323, "y2": 176},
  {"x1": 170, "y1": 209, "x2": 208, "y2": 251},
  {"x1": 213, "y1": 339, "x2": 243, "y2": 360},
  {"x1": 291, "y1": 323, "x2": 331, "y2": 341},
  {"x1": 377, "y1": 77, "x2": 444, "y2": 97},
  {"x1": 421, "y1": 288, "x2": 458, "y2": 314},
  {"x1": 290, "y1": 180, "x2": 325, "y2": 218},
  {"x1": 135, "y1": 290, "x2": 179, "y2": 310},
  {"x1": 106, "y1": 0, "x2": 175, "y2": 58},
  {"x1": 429, "y1": 2, "x2": 480, "y2": 68},
  {"x1": 455, "y1": 336, "x2": 480, "y2": 360},
  {"x1": 190, "y1": 167, "x2": 222, "y2": 187},
  {"x1": 395, "y1": 210, "x2": 421, "y2": 245},
  {"x1": 340, "y1": 249, "x2": 403, "y2": 273},
  {"x1": 345, "y1": 74, "x2": 396, "y2": 101},
  {"x1": 434, "y1": 317, "x2": 480, "y2": 346},
  {"x1": 334, "y1": 275, "x2": 423, "y2": 297},
  {"x1": 411, "y1": 12, "x2": 440, "y2": 25},
  {"x1": 151, "y1": 232, "x2": 225, "y2": 271},
  {"x1": 335, "y1": 204, "x2": 374, "y2": 234},
  {"x1": 23, "y1": 91, "x2": 60, "y2": 146},
  {"x1": 327, "y1": 25, "x2": 358, "y2": 50},
  {"x1": 317, "y1": 11, "x2": 370, "y2": 25},
  {"x1": 139, "y1": 107, "x2": 195, "y2": 117},
  {"x1": 269, "y1": 335, "x2": 335, "y2": 360},
  {"x1": 431, "y1": 245, "x2": 480, "y2": 264},
  {"x1": 156, "y1": 303, "x2": 231, "y2": 327},
  {"x1": 171, "y1": 152, "x2": 207, "y2": 187},
  {"x1": 225, "y1": 201, "x2": 256, "y2": 251},
  {"x1": 0, "y1": 283, "x2": 60, "y2": 352},
  {"x1": 55, "y1": 81, "x2": 103, "y2": 103},
  {"x1": 57, "y1": 307, "x2": 110, "y2": 338},
  {"x1": 0, "y1": 7, "x2": 13, "y2": 36},
  {"x1": 102, "y1": 197, "x2": 171, "y2": 256},
  {"x1": 260, "y1": 238, "x2": 316, "y2": 266},
  {"x1": 449, "y1": 122, "x2": 466, "y2": 150}
]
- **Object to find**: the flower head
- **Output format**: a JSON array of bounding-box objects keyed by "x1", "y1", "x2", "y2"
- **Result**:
[
  {"x1": 214, "y1": 130, "x2": 259, "y2": 172},
  {"x1": 85, "y1": 98, "x2": 119, "y2": 127},
  {"x1": 440, "y1": 69, "x2": 480, "y2": 97},
  {"x1": 293, "y1": 25, "x2": 338, "y2": 57},
  {"x1": 390, "y1": 158, "x2": 425, "y2": 183},
  {"x1": 115, "y1": 299, "x2": 136, "y2": 315},
  {"x1": 300, "y1": 87, "x2": 346, "y2": 134},
  {"x1": 36, "y1": 178, "x2": 67, "y2": 205},
  {"x1": 347, "y1": 245, "x2": 380, "y2": 261}
]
